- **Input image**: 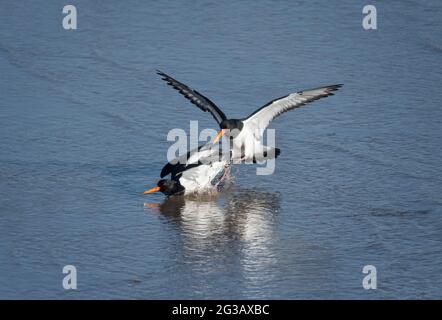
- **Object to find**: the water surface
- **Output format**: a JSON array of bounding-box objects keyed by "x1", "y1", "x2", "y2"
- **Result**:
[{"x1": 0, "y1": 1, "x2": 441, "y2": 299}]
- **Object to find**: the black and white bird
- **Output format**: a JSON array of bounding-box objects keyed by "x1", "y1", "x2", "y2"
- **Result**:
[
  {"x1": 157, "y1": 70, "x2": 342, "y2": 162},
  {"x1": 143, "y1": 144, "x2": 230, "y2": 196}
]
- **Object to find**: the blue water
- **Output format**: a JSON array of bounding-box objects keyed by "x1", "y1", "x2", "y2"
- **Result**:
[{"x1": 0, "y1": 1, "x2": 441, "y2": 299}]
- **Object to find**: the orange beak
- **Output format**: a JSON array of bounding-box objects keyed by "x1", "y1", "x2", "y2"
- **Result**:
[
  {"x1": 142, "y1": 186, "x2": 160, "y2": 195},
  {"x1": 213, "y1": 129, "x2": 225, "y2": 144}
]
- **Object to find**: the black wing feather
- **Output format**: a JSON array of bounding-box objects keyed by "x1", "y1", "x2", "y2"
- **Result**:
[{"x1": 156, "y1": 70, "x2": 227, "y2": 125}]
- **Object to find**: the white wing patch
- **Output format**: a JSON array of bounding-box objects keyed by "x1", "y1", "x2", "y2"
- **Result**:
[{"x1": 245, "y1": 84, "x2": 342, "y2": 138}]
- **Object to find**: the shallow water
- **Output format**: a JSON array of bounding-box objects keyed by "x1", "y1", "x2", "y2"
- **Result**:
[{"x1": 0, "y1": 1, "x2": 441, "y2": 299}]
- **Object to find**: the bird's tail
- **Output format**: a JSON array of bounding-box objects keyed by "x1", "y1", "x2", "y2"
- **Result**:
[{"x1": 249, "y1": 146, "x2": 281, "y2": 163}]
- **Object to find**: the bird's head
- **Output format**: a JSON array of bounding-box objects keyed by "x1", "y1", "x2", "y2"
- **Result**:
[
  {"x1": 142, "y1": 179, "x2": 184, "y2": 196},
  {"x1": 213, "y1": 119, "x2": 244, "y2": 143}
]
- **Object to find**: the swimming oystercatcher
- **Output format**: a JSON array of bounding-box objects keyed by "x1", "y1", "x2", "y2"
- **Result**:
[{"x1": 143, "y1": 144, "x2": 230, "y2": 196}]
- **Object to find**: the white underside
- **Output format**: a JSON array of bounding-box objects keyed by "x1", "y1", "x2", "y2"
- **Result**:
[
  {"x1": 230, "y1": 123, "x2": 273, "y2": 162},
  {"x1": 180, "y1": 160, "x2": 229, "y2": 194}
]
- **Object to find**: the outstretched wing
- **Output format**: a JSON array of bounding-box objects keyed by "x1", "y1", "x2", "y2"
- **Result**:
[
  {"x1": 157, "y1": 70, "x2": 227, "y2": 125},
  {"x1": 244, "y1": 84, "x2": 343, "y2": 137}
]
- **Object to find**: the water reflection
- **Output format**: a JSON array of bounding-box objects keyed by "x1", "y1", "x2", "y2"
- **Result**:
[
  {"x1": 144, "y1": 188, "x2": 281, "y2": 295},
  {"x1": 144, "y1": 188, "x2": 280, "y2": 244}
]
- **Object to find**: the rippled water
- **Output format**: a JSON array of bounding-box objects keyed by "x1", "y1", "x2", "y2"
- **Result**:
[{"x1": 0, "y1": 1, "x2": 441, "y2": 299}]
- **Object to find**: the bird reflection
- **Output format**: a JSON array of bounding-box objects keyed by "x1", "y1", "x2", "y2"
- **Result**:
[
  {"x1": 144, "y1": 188, "x2": 281, "y2": 245},
  {"x1": 144, "y1": 188, "x2": 281, "y2": 291}
]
